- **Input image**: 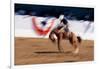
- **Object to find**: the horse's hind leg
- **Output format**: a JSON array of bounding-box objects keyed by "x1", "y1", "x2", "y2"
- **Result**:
[
  {"x1": 69, "y1": 32, "x2": 79, "y2": 54},
  {"x1": 57, "y1": 33, "x2": 64, "y2": 53},
  {"x1": 57, "y1": 37, "x2": 61, "y2": 52},
  {"x1": 73, "y1": 44, "x2": 79, "y2": 54},
  {"x1": 72, "y1": 40, "x2": 79, "y2": 54}
]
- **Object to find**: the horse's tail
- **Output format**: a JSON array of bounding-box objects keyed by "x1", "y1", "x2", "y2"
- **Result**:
[
  {"x1": 49, "y1": 31, "x2": 56, "y2": 43},
  {"x1": 77, "y1": 36, "x2": 82, "y2": 43}
]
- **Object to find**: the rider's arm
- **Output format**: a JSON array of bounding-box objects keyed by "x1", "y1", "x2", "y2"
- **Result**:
[{"x1": 58, "y1": 25, "x2": 66, "y2": 33}]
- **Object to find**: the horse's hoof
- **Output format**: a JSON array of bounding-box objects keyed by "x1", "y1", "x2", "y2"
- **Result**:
[{"x1": 72, "y1": 51, "x2": 79, "y2": 55}]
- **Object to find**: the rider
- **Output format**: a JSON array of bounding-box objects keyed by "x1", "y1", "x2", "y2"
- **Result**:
[{"x1": 56, "y1": 14, "x2": 69, "y2": 33}]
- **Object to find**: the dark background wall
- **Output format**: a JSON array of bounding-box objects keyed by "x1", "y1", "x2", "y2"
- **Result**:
[{"x1": 15, "y1": 3, "x2": 94, "y2": 21}]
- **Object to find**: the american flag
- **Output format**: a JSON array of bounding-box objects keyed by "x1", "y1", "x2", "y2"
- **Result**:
[{"x1": 32, "y1": 17, "x2": 56, "y2": 35}]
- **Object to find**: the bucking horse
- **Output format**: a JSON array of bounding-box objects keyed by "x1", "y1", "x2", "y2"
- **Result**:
[{"x1": 49, "y1": 26, "x2": 82, "y2": 54}]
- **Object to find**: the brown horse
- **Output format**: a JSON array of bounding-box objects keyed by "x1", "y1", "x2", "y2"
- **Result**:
[{"x1": 49, "y1": 28, "x2": 82, "y2": 54}]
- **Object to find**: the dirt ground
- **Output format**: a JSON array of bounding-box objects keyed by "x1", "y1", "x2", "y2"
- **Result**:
[{"x1": 15, "y1": 37, "x2": 94, "y2": 65}]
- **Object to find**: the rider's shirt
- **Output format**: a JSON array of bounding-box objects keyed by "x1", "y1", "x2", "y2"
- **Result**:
[
  {"x1": 61, "y1": 18, "x2": 68, "y2": 25},
  {"x1": 57, "y1": 18, "x2": 69, "y2": 32}
]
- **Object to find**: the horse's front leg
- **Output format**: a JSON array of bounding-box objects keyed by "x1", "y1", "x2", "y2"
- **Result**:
[{"x1": 49, "y1": 31, "x2": 56, "y2": 43}]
